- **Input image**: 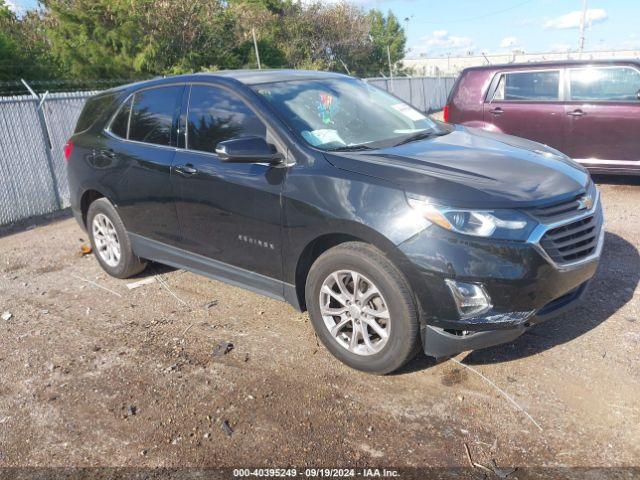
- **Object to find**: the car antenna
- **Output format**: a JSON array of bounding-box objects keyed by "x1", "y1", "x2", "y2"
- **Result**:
[{"x1": 482, "y1": 53, "x2": 492, "y2": 65}]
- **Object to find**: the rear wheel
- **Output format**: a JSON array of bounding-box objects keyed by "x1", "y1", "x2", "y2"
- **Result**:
[
  {"x1": 87, "y1": 198, "x2": 146, "y2": 278},
  {"x1": 305, "y1": 242, "x2": 420, "y2": 374}
]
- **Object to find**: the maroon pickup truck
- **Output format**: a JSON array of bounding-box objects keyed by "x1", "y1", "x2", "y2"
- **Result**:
[{"x1": 445, "y1": 59, "x2": 640, "y2": 175}]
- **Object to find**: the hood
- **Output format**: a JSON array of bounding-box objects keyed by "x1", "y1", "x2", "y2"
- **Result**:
[{"x1": 324, "y1": 126, "x2": 591, "y2": 209}]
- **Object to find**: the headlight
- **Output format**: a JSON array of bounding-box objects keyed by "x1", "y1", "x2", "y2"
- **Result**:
[{"x1": 407, "y1": 196, "x2": 537, "y2": 240}]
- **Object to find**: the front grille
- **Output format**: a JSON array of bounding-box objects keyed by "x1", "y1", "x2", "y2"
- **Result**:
[
  {"x1": 530, "y1": 195, "x2": 584, "y2": 221},
  {"x1": 540, "y1": 205, "x2": 603, "y2": 264},
  {"x1": 530, "y1": 181, "x2": 597, "y2": 223}
]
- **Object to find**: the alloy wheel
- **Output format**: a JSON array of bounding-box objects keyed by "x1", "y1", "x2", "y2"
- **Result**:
[
  {"x1": 92, "y1": 213, "x2": 121, "y2": 267},
  {"x1": 319, "y1": 270, "x2": 391, "y2": 356}
]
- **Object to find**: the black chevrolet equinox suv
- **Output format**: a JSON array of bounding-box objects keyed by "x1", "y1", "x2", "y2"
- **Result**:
[{"x1": 66, "y1": 70, "x2": 604, "y2": 374}]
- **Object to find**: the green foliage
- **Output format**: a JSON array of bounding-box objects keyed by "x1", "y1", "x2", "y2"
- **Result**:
[
  {"x1": 0, "y1": 0, "x2": 407, "y2": 83},
  {"x1": 366, "y1": 10, "x2": 407, "y2": 77},
  {"x1": 0, "y1": 0, "x2": 61, "y2": 81},
  {"x1": 42, "y1": 0, "x2": 147, "y2": 79}
]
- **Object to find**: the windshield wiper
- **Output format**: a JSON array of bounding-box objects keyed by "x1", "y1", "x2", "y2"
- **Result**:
[
  {"x1": 325, "y1": 144, "x2": 374, "y2": 152},
  {"x1": 393, "y1": 130, "x2": 437, "y2": 147}
]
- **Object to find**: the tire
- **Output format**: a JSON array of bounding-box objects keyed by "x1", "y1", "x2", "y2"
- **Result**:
[
  {"x1": 86, "y1": 198, "x2": 147, "y2": 279},
  {"x1": 305, "y1": 242, "x2": 420, "y2": 374}
]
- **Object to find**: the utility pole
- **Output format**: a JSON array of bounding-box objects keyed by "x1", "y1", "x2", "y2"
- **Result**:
[
  {"x1": 252, "y1": 28, "x2": 262, "y2": 70},
  {"x1": 578, "y1": 0, "x2": 588, "y2": 54},
  {"x1": 387, "y1": 44, "x2": 394, "y2": 91}
]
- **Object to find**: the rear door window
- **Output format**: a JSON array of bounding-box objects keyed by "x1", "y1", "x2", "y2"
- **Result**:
[
  {"x1": 493, "y1": 70, "x2": 560, "y2": 101},
  {"x1": 187, "y1": 85, "x2": 266, "y2": 154},
  {"x1": 569, "y1": 67, "x2": 640, "y2": 101},
  {"x1": 128, "y1": 86, "x2": 183, "y2": 146},
  {"x1": 109, "y1": 97, "x2": 132, "y2": 139}
]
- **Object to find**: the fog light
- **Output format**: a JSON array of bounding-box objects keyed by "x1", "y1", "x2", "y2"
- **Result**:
[{"x1": 445, "y1": 279, "x2": 492, "y2": 319}]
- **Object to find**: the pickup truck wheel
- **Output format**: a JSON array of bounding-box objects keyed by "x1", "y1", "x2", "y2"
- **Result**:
[
  {"x1": 305, "y1": 242, "x2": 420, "y2": 374},
  {"x1": 87, "y1": 198, "x2": 147, "y2": 279}
]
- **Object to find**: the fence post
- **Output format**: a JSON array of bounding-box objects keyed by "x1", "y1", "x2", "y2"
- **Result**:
[{"x1": 21, "y1": 79, "x2": 62, "y2": 210}]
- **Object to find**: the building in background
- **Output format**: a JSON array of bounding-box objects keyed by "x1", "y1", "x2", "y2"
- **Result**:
[{"x1": 404, "y1": 49, "x2": 640, "y2": 77}]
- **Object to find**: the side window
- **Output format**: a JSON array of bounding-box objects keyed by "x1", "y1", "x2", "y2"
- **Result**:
[
  {"x1": 187, "y1": 85, "x2": 266, "y2": 154},
  {"x1": 109, "y1": 97, "x2": 132, "y2": 139},
  {"x1": 570, "y1": 67, "x2": 640, "y2": 101},
  {"x1": 493, "y1": 70, "x2": 560, "y2": 101},
  {"x1": 129, "y1": 86, "x2": 183, "y2": 146},
  {"x1": 75, "y1": 93, "x2": 117, "y2": 134}
]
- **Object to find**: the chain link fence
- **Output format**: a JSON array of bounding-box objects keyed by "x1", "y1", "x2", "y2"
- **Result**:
[
  {"x1": 0, "y1": 76, "x2": 456, "y2": 226},
  {"x1": 365, "y1": 76, "x2": 457, "y2": 113},
  {"x1": 0, "y1": 91, "x2": 98, "y2": 225}
]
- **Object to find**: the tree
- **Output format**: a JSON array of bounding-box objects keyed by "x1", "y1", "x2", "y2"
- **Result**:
[
  {"x1": 135, "y1": 0, "x2": 241, "y2": 75},
  {"x1": 42, "y1": 0, "x2": 146, "y2": 79},
  {"x1": 2, "y1": 0, "x2": 408, "y2": 83},
  {"x1": 227, "y1": 0, "x2": 287, "y2": 69},
  {"x1": 0, "y1": 0, "x2": 60, "y2": 81},
  {"x1": 277, "y1": 1, "x2": 372, "y2": 73},
  {"x1": 363, "y1": 10, "x2": 406, "y2": 77}
]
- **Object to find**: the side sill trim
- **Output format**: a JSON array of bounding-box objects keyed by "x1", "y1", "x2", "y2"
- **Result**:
[
  {"x1": 129, "y1": 233, "x2": 294, "y2": 304},
  {"x1": 576, "y1": 158, "x2": 640, "y2": 166}
]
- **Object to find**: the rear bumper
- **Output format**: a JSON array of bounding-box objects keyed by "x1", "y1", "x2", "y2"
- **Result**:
[{"x1": 422, "y1": 279, "x2": 590, "y2": 358}]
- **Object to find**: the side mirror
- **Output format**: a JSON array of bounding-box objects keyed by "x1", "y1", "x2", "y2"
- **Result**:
[
  {"x1": 215, "y1": 136, "x2": 283, "y2": 164},
  {"x1": 637, "y1": 89, "x2": 640, "y2": 101}
]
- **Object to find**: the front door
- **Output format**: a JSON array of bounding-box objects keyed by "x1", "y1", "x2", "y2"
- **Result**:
[
  {"x1": 484, "y1": 69, "x2": 566, "y2": 153},
  {"x1": 563, "y1": 65, "x2": 640, "y2": 165},
  {"x1": 171, "y1": 84, "x2": 285, "y2": 281}
]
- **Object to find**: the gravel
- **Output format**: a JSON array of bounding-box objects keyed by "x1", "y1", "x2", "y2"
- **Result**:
[{"x1": 0, "y1": 177, "x2": 638, "y2": 467}]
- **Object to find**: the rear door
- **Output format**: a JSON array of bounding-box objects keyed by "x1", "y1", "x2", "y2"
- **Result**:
[
  {"x1": 484, "y1": 69, "x2": 566, "y2": 152},
  {"x1": 104, "y1": 84, "x2": 185, "y2": 245},
  {"x1": 563, "y1": 65, "x2": 640, "y2": 165}
]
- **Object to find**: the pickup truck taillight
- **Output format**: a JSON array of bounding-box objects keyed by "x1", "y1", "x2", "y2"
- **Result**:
[
  {"x1": 443, "y1": 105, "x2": 450, "y2": 123},
  {"x1": 63, "y1": 140, "x2": 74, "y2": 162}
]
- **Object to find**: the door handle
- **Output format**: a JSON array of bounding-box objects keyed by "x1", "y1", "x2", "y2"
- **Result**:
[
  {"x1": 489, "y1": 107, "x2": 504, "y2": 115},
  {"x1": 174, "y1": 164, "x2": 198, "y2": 176},
  {"x1": 567, "y1": 109, "x2": 585, "y2": 117}
]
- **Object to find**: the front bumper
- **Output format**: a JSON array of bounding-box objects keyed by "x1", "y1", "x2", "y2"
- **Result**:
[
  {"x1": 397, "y1": 195, "x2": 603, "y2": 358},
  {"x1": 420, "y1": 280, "x2": 590, "y2": 358}
]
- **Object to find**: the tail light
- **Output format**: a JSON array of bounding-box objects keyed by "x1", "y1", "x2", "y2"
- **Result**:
[
  {"x1": 443, "y1": 105, "x2": 450, "y2": 123},
  {"x1": 63, "y1": 140, "x2": 74, "y2": 162}
]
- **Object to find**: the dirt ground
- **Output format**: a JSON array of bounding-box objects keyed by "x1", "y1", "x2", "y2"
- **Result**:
[{"x1": 0, "y1": 177, "x2": 639, "y2": 473}]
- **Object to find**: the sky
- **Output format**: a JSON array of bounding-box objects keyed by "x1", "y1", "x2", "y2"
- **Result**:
[{"x1": 7, "y1": 0, "x2": 640, "y2": 58}]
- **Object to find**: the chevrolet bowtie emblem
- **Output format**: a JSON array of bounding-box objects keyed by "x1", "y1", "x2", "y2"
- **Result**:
[{"x1": 577, "y1": 195, "x2": 594, "y2": 210}]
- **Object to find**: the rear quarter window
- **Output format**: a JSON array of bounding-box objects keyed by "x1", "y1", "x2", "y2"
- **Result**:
[
  {"x1": 109, "y1": 96, "x2": 132, "y2": 139},
  {"x1": 569, "y1": 66, "x2": 640, "y2": 101},
  {"x1": 74, "y1": 93, "x2": 118, "y2": 134}
]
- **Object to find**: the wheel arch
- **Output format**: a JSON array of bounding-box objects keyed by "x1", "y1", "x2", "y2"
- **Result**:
[
  {"x1": 291, "y1": 226, "x2": 421, "y2": 313},
  {"x1": 80, "y1": 189, "x2": 105, "y2": 227}
]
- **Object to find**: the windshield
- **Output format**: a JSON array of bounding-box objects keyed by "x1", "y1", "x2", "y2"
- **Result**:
[{"x1": 252, "y1": 77, "x2": 438, "y2": 151}]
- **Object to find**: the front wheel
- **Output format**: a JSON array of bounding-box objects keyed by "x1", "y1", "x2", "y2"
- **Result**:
[
  {"x1": 305, "y1": 242, "x2": 420, "y2": 374},
  {"x1": 87, "y1": 198, "x2": 147, "y2": 279}
]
